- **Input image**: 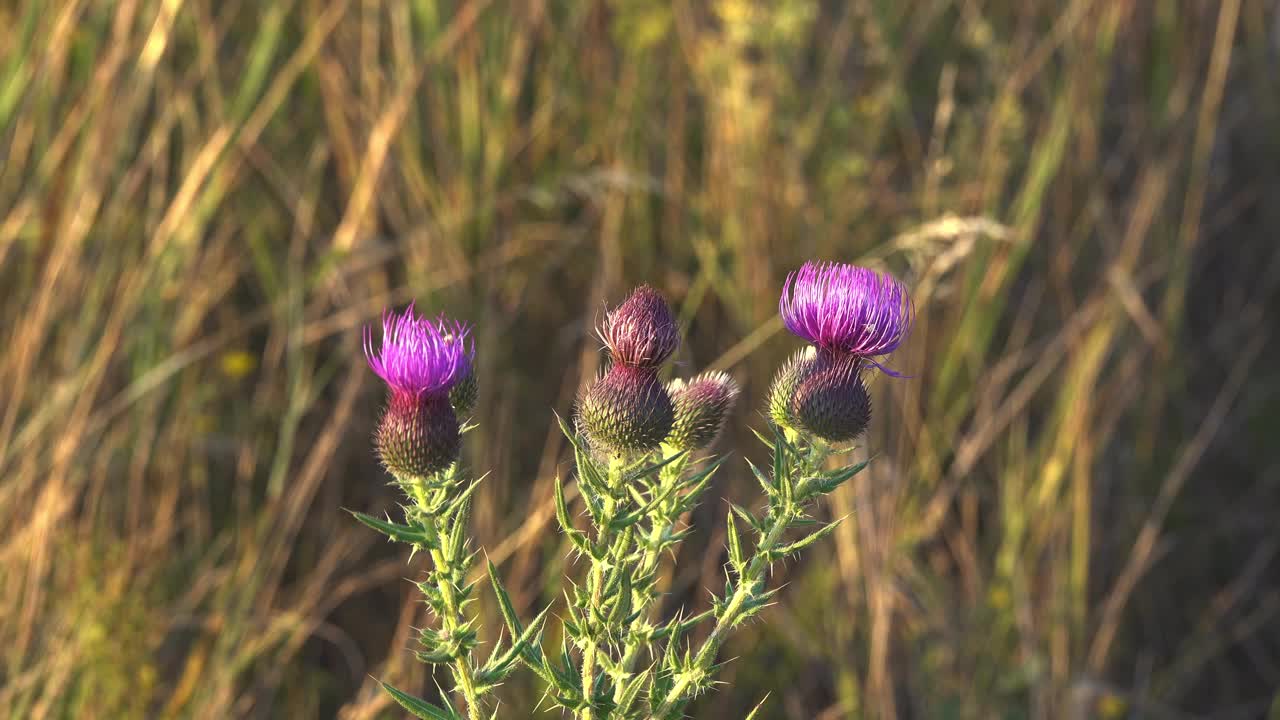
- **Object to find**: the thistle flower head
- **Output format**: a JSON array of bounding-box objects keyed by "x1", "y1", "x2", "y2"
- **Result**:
[
  {"x1": 365, "y1": 305, "x2": 472, "y2": 477},
  {"x1": 364, "y1": 304, "x2": 474, "y2": 399},
  {"x1": 666, "y1": 372, "x2": 740, "y2": 451},
  {"x1": 599, "y1": 286, "x2": 680, "y2": 369},
  {"x1": 790, "y1": 356, "x2": 872, "y2": 442},
  {"x1": 780, "y1": 262, "x2": 912, "y2": 367},
  {"x1": 375, "y1": 392, "x2": 461, "y2": 477},
  {"x1": 578, "y1": 364, "x2": 675, "y2": 453}
]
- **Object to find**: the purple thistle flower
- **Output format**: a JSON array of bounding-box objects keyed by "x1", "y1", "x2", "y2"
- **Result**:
[
  {"x1": 780, "y1": 262, "x2": 913, "y2": 372},
  {"x1": 364, "y1": 305, "x2": 474, "y2": 477},
  {"x1": 599, "y1": 286, "x2": 680, "y2": 369},
  {"x1": 364, "y1": 304, "x2": 474, "y2": 398}
]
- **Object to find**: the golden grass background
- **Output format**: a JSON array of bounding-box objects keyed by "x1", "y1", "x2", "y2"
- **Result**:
[{"x1": 2, "y1": 0, "x2": 1279, "y2": 717}]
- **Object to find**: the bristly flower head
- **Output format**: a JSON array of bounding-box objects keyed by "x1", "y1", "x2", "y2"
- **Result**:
[
  {"x1": 666, "y1": 372, "x2": 740, "y2": 451},
  {"x1": 791, "y1": 357, "x2": 872, "y2": 441},
  {"x1": 780, "y1": 262, "x2": 912, "y2": 372},
  {"x1": 365, "y1": 305, "x2": 474, "y2": 478},
  {"x1": 768, "y1": 346, "x2": 818, "y2": 430},
  {"x1": 599, "y1": 285, "x2": 680, "y2": 369},
  {"x1": 578, "y1": 364, "x2": 675, "y2": 453}
]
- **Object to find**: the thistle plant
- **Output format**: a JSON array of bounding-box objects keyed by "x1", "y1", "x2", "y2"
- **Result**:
[
  {"x1": 528, "y1": 287, "x2": 734, "y2": 720},
  {"x1": 643, "y1": 262, "x2": 913, "y2": 718},
  {"x1": 354, "y1": 262, "x2": 911, "y2": 719},
  {"x1": 523, "y1": 267, "x2": 909, "y2": 719},
  {"x1": 353, "y1": 305, "x2": 548, "y2": 720}
]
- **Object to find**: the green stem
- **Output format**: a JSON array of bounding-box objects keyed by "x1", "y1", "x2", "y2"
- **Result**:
[
  {"x1": 578, "y1": 455, "x2": 626, "y2": 720},
  {"x1": 428, "y1": 540, "x2": 484, "y2": 720},
  {"x1": 579, "y1": 558, "x2": 606, "y2": 720},
  {"x1": 412, "y1": 480, "x2": 484, "y2": 720},
  {"x1": 646, "y1": 513, "x2": 792, "y2": 720},
  {"x1": 612, "y1": 453, "x2": 687, "y2": 705},
  {"x1": 648, "y1": 443, "x2": 828, "y2": 720},
  {"x1": 610, "y1": 522, "x2": 665, "y2": 699}
]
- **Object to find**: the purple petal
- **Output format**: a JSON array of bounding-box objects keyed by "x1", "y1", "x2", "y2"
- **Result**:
[
  {"x1": 780, "y1": 262, "x2": 913, "y2": 363},
  {"x1": 364, "y1": 304, "x2": 474, "y2": 397}
]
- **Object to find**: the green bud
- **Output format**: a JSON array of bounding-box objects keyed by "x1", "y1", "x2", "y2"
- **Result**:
[
  {"x1": 666, "y1": 372, "x2": 740, "y2": 451},
  {"x1": 767, "y1": 346, "x2": 818, "y2": 429},
  {"x1": 449, "y1": 370, "x2": 479, "y2": 415}
]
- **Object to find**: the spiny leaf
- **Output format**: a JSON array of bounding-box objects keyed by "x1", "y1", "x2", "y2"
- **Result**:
[
  {"x1": 770, "y1": 421, "x2": 799, "y2": 455},
  {"x1": 772, "y1": 428, "x2": 789, "y2": 504},
  {"x1": 573, "y1": 443, "x2": 610, "y2": 499},
  {"x1": 613, "y1": 667, "x2": 652, "y2": 715},
  {"x1": 651, "y1": 608, "x2": 714, "y2": 640},
  {"x1": 480, "y1": 605, "x2": 551, "y2": 681},
  {"x1": 379, "y1": 682, "x2": 458, "y2": 720},
  {"x1": 554, "y1": 411, "x2": 578, "y2": 443},
  {"x1": 814, "y1": 458, "x2": 873, "y2": 493},
  {"x1": 626, "y1": 483, "x2": 649, "y2": 507},
  {"x1": 778, "y1": 452, "x2": 794, "y2": 509},
  {"x1": 607, "y1": 569, "x2": 633, "y2": 626},
  {"x1": 729, "y1": 502, "x2": 764, "y2": 535},
  {"x1": 615, "y1": 477, "x2": 680, "y2": 526},
  {"x1": 778, "y1": 517, "x2": 845, "y2": 556},
  {"x1": 554, "y1": 476, "x2": 593, "y2": 555},
  {"x1": 744, "y1": 694, "x2": 771, "y2": 720},
  {"x1": 623, "y1": 449, "x2": 687, "y2": 484},
  {"x1": 726, "y1": 511, "x2": 745, "y2": 574},
  {"x1": 446, "y1": 504, "x2": 470, "y2": 559},
  {"x1": 349, "y1": 510, "x2": 434, "y2": 547},
  {"x1": 749, "y1": 426, "x2": 776, "y2": 451},
  {"x1": 740, "y1": 586, "x2": 782, "y2": 617},
  {"x1": 510, "y1": 604, "x2": 552, "y2": 656},
  {"x1": 744, "y1": 456, "x2": 775, "y2": 497},
  {"x1": 672, "y1": 457, "x2": 725, "y2": 514},
  {"x1": 556, "y1": 412, "x2": 610, "y2": 495},
  {"x1": 486, "y1": 559, "x2": 524, "y2": 637},
  {"x1": 442, "y1": 475, "x2": 485, "y2": 522},
  {"x1": 414, "y1": 648, "x2": 457, "y2": 664},
  {"x1": 681, "y1": 456, "x2": 726, "y2": 493}
]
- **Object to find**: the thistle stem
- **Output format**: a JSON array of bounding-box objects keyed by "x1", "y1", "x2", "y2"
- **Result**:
[
  {"x1": 412, "y1": 480, "x2": 484, "y2": 720},
  {"x1": 427, "y1": 536, "x2": 484, "y2": 720},
  {"x1": 647, "y1": 443, "x2": 828, "y2": 720},
  {"x1": 578, "y1": 455, "x2": 626, "y2": 720},
  {"x1": 647, "y1": 513, "x2": 792, "y2": 720},
  {"x1": 579, "y1": 559, "x2": 606, "y2": 720},
  {"x1": 612, "y1": 453, "x2": 687, "y2": 704},
  {"x1": 610, "y1": 522, "x2": 665, "y2": 702}
]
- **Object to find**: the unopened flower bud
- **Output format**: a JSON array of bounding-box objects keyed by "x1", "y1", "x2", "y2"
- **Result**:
[
  {"x1": 666, "y1": 372, "x2": 740, "y2": 451},
  {"x1": 767, "y1": 346, "x2": 818, "y2": 429},
  {"x1": 449, "y1": 371, "x2": 478, "y2": 416},
  {"x1": 599, "y1": 286, "x2": 680, "y2": 369},
  {"x1": 578, "y1": 364, "x2": 675, "y2": 453}
]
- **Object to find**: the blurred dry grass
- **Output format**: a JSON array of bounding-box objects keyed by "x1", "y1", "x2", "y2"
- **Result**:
[{"x1": 2, "y1": 0, "x2": 1280, "y2": 718}]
